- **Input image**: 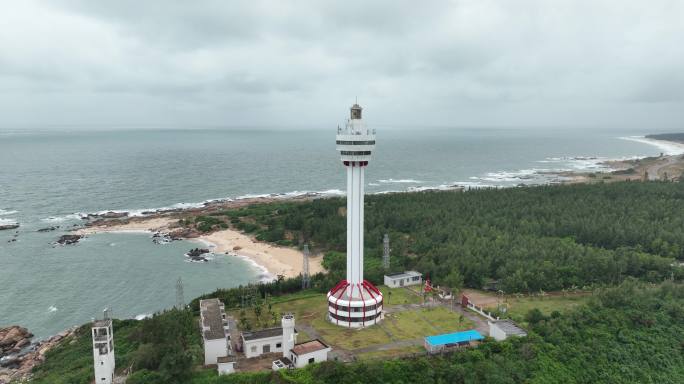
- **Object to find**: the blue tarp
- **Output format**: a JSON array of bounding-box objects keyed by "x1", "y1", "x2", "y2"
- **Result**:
[{"x1": 425, "y1": 330, "x2": 483, "y2": 346}]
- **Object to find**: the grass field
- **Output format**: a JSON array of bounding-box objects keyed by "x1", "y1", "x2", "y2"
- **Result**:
[
  {"x1": 229, "y1": 286, "x2": 472, "y2": 352},
  {"x1": 470, "y1": 290, "x2": 593, "y2": 321},
  {"x1": 379, "y1": 286, "x2": 423, "y2": 306},
  {"x1": 498, "y1": 294, "x2": 591, "y2": 318}
]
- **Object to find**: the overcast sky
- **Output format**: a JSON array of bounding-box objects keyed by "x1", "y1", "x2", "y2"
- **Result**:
[{"x1": 1, "y1": 0, "x2": 683, "y2": 129}]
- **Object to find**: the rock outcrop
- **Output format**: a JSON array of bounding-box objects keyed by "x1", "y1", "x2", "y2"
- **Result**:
[
  {"x1": 56, "y1": 234, "x2": 83, "y2": 245},
  {"x1": 185, "y1": 248, "x2": 210, "y2": 262},
  {"x1": 0, "y1": 326, "x2": 32, "y2": 357},
  {"x1": 0, "y1": 326, "x2": 77, "y2": 384},
  {"x1": 0, "y1": 224, "x2": 19, "y2": 231},
  {"x1": 37, "y1": 226, "x2": 59, "y2": 232}
]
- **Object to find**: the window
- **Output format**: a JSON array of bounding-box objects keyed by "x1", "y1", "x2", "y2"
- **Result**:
[
  {"x1": 263, "y1": 344, "x2": 270, "y2": 353},
  {"x1": 336, "y1": 140, "x2": 375, "y2": 145},
  {"x1": 250, "y1": 346, "x2": 257, "y2": 353},
  {"x1": 308, "y1": 357, "x2": 315, "y2": 364},
  {"x1": 341, "y1": 151, "x2": 371, "y2": 156},
  {"x1": 276, "y1": 343, "x2": 282, "y2": 348}
]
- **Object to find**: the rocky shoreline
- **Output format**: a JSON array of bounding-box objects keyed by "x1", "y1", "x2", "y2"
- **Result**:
[{"x1": 0, "y1": 325, "x2": 77, "y2": 384}]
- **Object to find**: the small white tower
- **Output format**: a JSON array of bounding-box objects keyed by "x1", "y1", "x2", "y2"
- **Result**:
[
  {"x1": 327, "y1": 103, "x2": 384, "y2": 328},
  {"x1": 281, "y1": 313, "x2": 296, "y2": 358},
  {"x1": 92, "y1": 308, "x2": 115, "y2": 384}
]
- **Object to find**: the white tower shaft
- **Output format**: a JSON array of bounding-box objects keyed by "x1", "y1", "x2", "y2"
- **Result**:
[{"x1": 346, "y1": 163, "x2": 365, "y2": 289}]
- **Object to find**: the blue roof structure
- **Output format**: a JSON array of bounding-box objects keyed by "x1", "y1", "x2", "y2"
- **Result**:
[{"x1": 425, "y1": 330, "x2": 483, "y2": 346}]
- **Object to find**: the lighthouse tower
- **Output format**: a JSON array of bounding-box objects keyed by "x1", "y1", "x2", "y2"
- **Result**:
[
  {"x1": 92, "y1": 309, "x2": 115, "y2": 384},
  {"x1": 327, "y1": 103, "x2": 383, "y2": 328}
]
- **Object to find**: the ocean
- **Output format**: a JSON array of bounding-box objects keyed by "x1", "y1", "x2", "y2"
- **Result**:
[{"x1": 0, "y1": 126, "x2": 678, "y2": 339}]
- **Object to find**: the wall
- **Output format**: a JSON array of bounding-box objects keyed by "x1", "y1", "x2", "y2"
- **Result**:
[
  {"x1": 243, "y1": 335, "x2": 283, "y2": 358},
  {"x1": 488, "y1": 322, "x2": 507, "y2": 341},
  {"x1": 204, "y1": 338, "x2": 228, "y2": 365},
  {"x1": 290, "y1": 348, "x2": 330, "y2": 368},
  {"x1": 217, "y1": 362, "x2": 235, "y2": 375}
]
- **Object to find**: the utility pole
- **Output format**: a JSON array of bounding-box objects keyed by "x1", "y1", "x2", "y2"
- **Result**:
[{"x1": 302, "y1": 244, "x2": 310, "y2": 289}]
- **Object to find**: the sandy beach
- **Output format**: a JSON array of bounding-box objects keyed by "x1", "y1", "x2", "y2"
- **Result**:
[{"x1": 76, "y1": 217, "x2": 323, "y2": 279}]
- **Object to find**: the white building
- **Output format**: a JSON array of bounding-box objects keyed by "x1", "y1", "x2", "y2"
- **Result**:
[
  {"x1": 327, "y1": 103, "x2": 384, "y2": 328},
  {"x1": 217, "y1": 356, "x2": 237, "y2": 375},
  {"x1": 289, "y1": 340, "x2": 331, "y2": 368},
  {"x1": 488, "y1": 319, "x2": 527, "y2": 341},
  {"x1": 384, "y1": 271, "x2": 423, "y2": 288},
  {"x1": 200, "y1": 299, "x2": 230, "y2": 365},
  {"x1": 92, "y1": 311, "x2": 115, "y2": 384},
  {"x1": 241, "y1": 326, "x2": 297, "y2": 359},
  {"x1": 272, "y1": 315, "x2": 330, "y2": 371}
]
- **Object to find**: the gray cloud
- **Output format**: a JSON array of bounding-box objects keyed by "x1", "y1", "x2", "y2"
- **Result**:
[{"x1": 0, "y1": 0, "x2": 683, "y2": 128}]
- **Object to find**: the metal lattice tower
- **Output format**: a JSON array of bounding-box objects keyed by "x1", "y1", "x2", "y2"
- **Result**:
[
  {"x1": 302, "y1": 244, "x2": 310, "y2": 289},
  {"x1": 240, "y1": 285, "x2": 258, "y2": 308},
  {"x1": 383, "y1": 234, "x2": 390, "y2": 270},
  {"x1": 175, "y1": 277, "x2": 185, "y2": 309}
]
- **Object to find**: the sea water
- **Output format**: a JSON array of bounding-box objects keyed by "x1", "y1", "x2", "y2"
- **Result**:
[{"x1": 0, "y1": 126, "x2": 675, "y2": 338}]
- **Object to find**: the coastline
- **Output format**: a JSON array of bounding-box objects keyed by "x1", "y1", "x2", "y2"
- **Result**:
[
  {"x1": 70, "y1": 136, "x2": 684, "y2": 281},
  {"x1": 76, "y1": 216, "x2": 323, "y2": 280}
]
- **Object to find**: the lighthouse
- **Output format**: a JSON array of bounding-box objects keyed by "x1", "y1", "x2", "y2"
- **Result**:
[{"x1": 327, "y1": 103, "x2": 383, "y2": 328}]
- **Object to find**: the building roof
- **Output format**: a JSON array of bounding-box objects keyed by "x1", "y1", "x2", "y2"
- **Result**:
[
  {"x1": 425, "y1": 330, "x2": 483, "y2": 346},
  {"x1": 385, "y1": 270, "x2": 422, "y2": 279},
  {"x1": 200, "y1": 298, "x2": 226, "y2": 340},
  {"x1": 492, "y1": 320, "x2": 527, "y2": 336},
  {"x1": 242, "y1": 327, "x2": 283, "y2": 341},
  {"x1": 217, "y1": 355, "x2": 237, "y2": 363},
  {"x1": 291, "y1": 339, "x2": 330, "y2": 356}
]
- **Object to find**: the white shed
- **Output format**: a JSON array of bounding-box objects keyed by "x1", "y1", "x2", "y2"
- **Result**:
[
  {"x1": 488, "y1": 320, "x2": 527, "y2": 341},
  {"x1": 289, "y1": 339, "x2": 330, "y2": 368},
  {"x1": 384, "y1": 271, "x2": 422, "y2": 288},
  {"x1": 217, "y1": 356, "x2": 236, "y2": 375}
]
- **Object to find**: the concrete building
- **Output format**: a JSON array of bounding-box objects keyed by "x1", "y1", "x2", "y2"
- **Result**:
[
  {"x1": 272, "y1": 315, "x2": 330, "y2": 371},
  {"x1": 200, "y1": 299, "x2": 230, "y2": 365},
  {"x1": 424, "y1": 330, "x2": 484, "y2": 353},
  {"x1": 241, "y1": 326, "x2": 297, "y2": 359},
  {"x1": 327, "y1": 103, "x2": 384, "y2": 328},
  {"x1": 92, "y1": 311, "x2": 115, "y2": 384},
  {"x1": 217, "y1": 356, "x2": 237, "y2": 375},
  {"x1": 384, "y1": 271, "x2": 423, "y2": 288},
  {"x1": 289, "y1": 339, "x2": 331, "y2": 368},
  {"x1": 488, "y1": 320, "x2": 527, "y2": 341}
]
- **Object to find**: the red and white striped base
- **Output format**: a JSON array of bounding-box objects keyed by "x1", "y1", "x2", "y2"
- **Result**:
[{"x1": 327, "y1": 279, "x2": 383, "y2": 328}]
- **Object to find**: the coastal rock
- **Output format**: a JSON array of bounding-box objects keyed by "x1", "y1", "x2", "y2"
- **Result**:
[
  {"x1": 0, "y1": 327, "x2": 32, "y2": 350},
  {"x1": 56, "y1": 234, "x2": 83, "y2": 245},
  {"x1": 37, "y1": 226, "x2": 59, "y2": 232},
  {"x1": 185, "y1": 248, "x2": 211, "y2": 262},
  {"x1": 86, "y1": 211, "x2": 129, "y2": 220},
  {"x1": 169, "y1": 228, "x2": 199, "y2": 240},
  {"x1": 186, "y1": 248, "x2": 210, "y2": 257},
  {"x1": 0, "y1": 326, "x2": 78, "y2": 384},
  {"x1": 0, "y1": 224, "x2": 19, "y2": 231}
]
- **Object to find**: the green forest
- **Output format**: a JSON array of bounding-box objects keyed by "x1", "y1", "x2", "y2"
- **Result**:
[
  {"x1": 28, "y1": 182, "x2": 684, "y2": 383},
  {"x1": 30, "y1": 280, "x2": 684, "y2": 384},
  {"x1": 219, "y1": 182, "x2": 684, "y2": 292}
]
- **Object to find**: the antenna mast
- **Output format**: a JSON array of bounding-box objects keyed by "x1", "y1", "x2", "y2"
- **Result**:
[
  {"x1": 176, "y1": 277, "x2": 185, "y2": 309},
  {"x1": 383, "y1": 234, "x2": 390, "y2": 270},
  {"x1": 302, "y1": 244, "x2": 310, "y2": 289}
]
